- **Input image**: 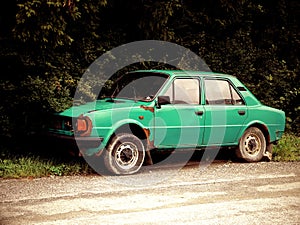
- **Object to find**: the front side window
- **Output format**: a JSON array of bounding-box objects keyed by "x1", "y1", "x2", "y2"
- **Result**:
[
  {"x1": 205, "y1": 79, "x2": 244, "y2": 105},
  {"x1": 164, "y1": 78, "x2": 200, "y2": 104}
]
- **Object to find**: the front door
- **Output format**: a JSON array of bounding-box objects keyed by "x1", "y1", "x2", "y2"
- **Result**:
[{"x1": 154, "y1": 78, "x2": 205, "y2": 148}]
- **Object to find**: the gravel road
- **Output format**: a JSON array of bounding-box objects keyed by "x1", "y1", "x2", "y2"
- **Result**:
[{"x1": 1, "y1": 160, "x2": 299, "y2": 225}]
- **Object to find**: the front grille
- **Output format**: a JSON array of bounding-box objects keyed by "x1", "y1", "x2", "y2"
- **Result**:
[{"x1": 51, "y1": 115, "x2": 74, "y2": 132}]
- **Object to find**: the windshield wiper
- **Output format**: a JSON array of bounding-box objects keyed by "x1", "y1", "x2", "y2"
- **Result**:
[{"x1": 106, "y1": 84, "x2": 119, "y2": 102}]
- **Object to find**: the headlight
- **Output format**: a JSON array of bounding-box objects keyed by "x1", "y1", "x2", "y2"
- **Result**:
[{"x1": 75, "y1": 115, "x2": 92, "y2": 137}]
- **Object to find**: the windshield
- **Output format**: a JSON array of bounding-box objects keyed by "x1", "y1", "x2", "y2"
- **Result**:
[{"x1": 101, "y1": 72, "x2": 169, "y2": 101}]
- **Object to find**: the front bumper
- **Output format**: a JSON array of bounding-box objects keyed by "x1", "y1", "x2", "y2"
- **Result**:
[{"x1": 47, "y1": 132, "x2": 103, "y2": 149}]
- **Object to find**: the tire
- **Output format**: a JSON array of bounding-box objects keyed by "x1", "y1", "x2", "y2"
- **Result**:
[
  {"x1": 236, "y1": 127, "x2": 266, "y2": 162},
  {"x1": 103, "y1": 133, "x2": 145, "y2": 175}
]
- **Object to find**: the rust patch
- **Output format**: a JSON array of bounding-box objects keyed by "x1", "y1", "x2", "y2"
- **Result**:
[
  {"x1": 140, "y1": 105, "x2": 154, "y2": 113},
  {"x1": 143, "y1": 128, "x2": 151, "y2": 148},
  {"x1": 148, "y1": 140, "x2": 155, "y2": 149},
  {"x1": 95, "y1": 149, "x2": 104, "y2": 157},
  {"x1": 143, "y1": 128, "x2": 154, "y2": 165},
  {"x1": 143, "y1": 128, "x2": 150, "y2": 139},
  {"x1": 143, "y1": 128, "x2": 155, "y2": 149}
]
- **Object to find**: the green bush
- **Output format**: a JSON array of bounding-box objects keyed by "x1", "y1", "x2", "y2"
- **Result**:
[{"x1": 273, "y1": 134, "x2": 300, "y2": 161}]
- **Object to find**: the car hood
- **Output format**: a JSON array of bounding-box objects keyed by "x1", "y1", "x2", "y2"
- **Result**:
[{"x1": 58, "y1": 99, "x2": 149, "y2": 117}]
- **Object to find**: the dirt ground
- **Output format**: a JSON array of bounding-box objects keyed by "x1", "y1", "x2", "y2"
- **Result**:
[{"x1": 1, "y1": 159, "x2": 299, "y2": 225}]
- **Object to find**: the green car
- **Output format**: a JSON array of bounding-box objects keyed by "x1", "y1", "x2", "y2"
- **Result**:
[{"x1": 49, "y1": 70, "x2": 285, "y2": 175}]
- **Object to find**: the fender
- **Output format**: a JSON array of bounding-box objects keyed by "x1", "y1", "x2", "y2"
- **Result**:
[
  {"x1": 238, "y1": 120, "x2": 270, "y2": 144},
  {"x1": 96, "y1": 119, "x2": 150, "y2": 154}
]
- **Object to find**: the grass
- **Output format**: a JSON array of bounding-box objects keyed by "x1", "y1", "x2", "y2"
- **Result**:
[
  {"x1": 0, "y1": 150, "x2": 95, "y2": 178},
  {"x1": 0, "y1": 133, "x2": 299, "y2": 179},
  {"x1": 273, "y1": 133, "x2": 300, "y2": 161}
]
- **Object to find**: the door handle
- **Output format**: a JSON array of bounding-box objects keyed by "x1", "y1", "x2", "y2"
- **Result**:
[
  {"x1": 195, "y1": 111, "x2": 204, "y2": 116},
  {"x1": 238, "y1": 110, "x2": 246, "y2": 115}
]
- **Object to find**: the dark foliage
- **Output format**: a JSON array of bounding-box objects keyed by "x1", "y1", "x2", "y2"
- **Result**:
[{"x1": 0, "y1": 0, "x2": 299, "y2": 147}]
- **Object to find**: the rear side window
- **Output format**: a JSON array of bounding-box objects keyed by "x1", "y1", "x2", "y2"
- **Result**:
[{"x1": 205, "y1": 79, "x2": 244, "y2": 105}]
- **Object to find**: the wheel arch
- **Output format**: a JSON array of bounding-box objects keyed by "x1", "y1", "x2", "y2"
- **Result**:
[
  {"x1": 114, "y1": 123, "x2": 148, "y2": 141},
  {"x1": 241, "y1": 122, "x2": 270, "y2": 144},
  {"x1": 105, "y1": 120, "x2": 152, "y2": 150},
  {"x1": 108, "y1": 122, "x2": 153, "y2": 165}
]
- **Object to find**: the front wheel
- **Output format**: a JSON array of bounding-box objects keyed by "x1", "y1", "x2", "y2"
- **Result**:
[
  {"x1": 103, "y1": 133, "x2": 145, "y2": 175},
  {"x1": 236, "y1": 127, "x2": 266, "y2": 162}
]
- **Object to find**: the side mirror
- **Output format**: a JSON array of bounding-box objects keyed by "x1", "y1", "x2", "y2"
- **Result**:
[{"x1": 157, "y1": 96, "x2": 171, "y2": 108}]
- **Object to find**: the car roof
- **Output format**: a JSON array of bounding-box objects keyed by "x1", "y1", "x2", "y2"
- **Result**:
[{"x1": 130, "y1": 70, "x2": 236, "y2": 79}]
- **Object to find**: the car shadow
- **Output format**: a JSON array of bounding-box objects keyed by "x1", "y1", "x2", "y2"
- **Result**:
[{"x1": 149, "y1": 147, "x2": 235, "y2": 167}]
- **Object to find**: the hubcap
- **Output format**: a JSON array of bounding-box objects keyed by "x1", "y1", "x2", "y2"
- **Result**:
[
  {"x1": 115, "y1": 142, "x2": 139, "y2": 169},
  {"x1": 244, "y1": 134, "x2": 261, "y2": 155}
]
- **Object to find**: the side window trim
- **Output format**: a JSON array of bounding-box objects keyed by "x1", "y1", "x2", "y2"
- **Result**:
[
  {"x1": 164, "y1": 77, "x2": 201, "y2": 105},
  {"x1": 204, "y1": 78, "x2": 245, "y2": 106},
  {"x1": 230, "y1": 84, "x2": 246, "y2": 105}
]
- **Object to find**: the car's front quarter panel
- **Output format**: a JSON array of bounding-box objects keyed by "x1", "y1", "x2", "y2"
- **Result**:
[
  {"x1": 86, "y1": 110, "x2": 113, "y2": 150},
  {"x1": 86, "y1": 102, "x2": 155, "y2": 155}
]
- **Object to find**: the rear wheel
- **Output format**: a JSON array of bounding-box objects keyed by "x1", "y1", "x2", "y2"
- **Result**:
[
  {"x1": 236, "y1": 127, "x2": 266, "y2": 162},
  {"x1": 103, "y1": 133, "x2": 145, "y2": 175}
]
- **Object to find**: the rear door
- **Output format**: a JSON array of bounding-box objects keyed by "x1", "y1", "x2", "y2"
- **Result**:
[{"x1": 203, "y1": 78, "x2": 248, "y2": 146}]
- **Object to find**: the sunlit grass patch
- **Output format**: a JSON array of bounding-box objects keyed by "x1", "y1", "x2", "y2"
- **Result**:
[
  {"x1": 273, "y1": 133, "x2": 300, "y2": 161},
  {"x1": 0, "y1": 151, "x2": 94, "y2": 178}
]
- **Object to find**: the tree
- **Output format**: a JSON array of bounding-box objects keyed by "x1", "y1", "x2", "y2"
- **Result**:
[{"x1": 0, "y1": 0, "x2": 299, "y2": 140}]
